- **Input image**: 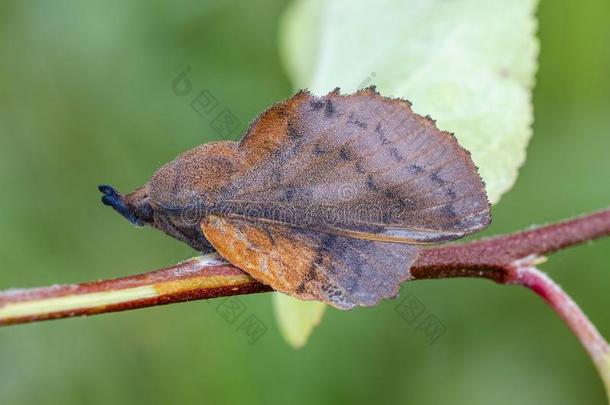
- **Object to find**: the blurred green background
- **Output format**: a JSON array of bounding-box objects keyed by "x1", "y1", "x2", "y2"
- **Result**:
[{"x1": 0, "y1": 0, "x2": 609, "y2": 404}]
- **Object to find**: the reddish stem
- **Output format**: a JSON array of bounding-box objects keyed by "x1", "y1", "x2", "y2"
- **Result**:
[
  {"x1": 2, "y1": 207, "x2": 610, "y2": 397},
  {"x1": 0, "y1": 207, "x2": 609, "y2": 326},
  {"x1": 413, "y1": 207, "x2": 610, "y2": 282},
  {"x1": 508, "y1": 260, "x2": 609, "y2": 362},
  {"x1": 505, "y1": 259, "x2": 610, "y2": 398}
]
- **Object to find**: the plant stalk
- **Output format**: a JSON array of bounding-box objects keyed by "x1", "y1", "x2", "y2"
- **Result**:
[{"x1": 1, "y1": 207, "x2": 610, "y2": 399}]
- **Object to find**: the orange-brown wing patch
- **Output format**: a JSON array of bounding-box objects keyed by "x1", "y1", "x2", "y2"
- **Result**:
[
  {"x1": 238, "y1": 90, "x2": 312, "y2": 168},
  {"x1": 201, "y1": 215, "x2": 419, "y2": 309}
]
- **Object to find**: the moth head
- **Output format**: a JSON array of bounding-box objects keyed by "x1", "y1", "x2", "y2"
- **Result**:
[
  {"x1": 99, "y1": 185, "x2": 154, "y2": 227},
  {"x1": 99, "y1": 142, "x2": 239, "y2": 252}
]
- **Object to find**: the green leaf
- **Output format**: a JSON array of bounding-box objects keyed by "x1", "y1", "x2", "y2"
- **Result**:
[
  {"x1": 272, "y1": 293, "x2": 326, "y2": 349},
  {"x1": 275, "y1": 0, "x2": 539, "y2": 346}
]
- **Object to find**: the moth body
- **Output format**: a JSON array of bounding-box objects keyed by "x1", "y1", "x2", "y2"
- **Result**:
[{"x1": 101, "y1": 88, "x2": 490, "y2": 309}]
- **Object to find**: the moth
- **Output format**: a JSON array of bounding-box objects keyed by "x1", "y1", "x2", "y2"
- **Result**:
[{"x1": 100, "y1": 88, "x2": 490, "y2": 309}]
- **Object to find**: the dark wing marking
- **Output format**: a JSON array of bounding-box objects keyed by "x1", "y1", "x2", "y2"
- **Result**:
[
  {"x1": 215, "y1": 88, "x2": 490, "y2": 243},
  {"x1": 201, "y1": 215, "x2": 418, "y2": 309}
]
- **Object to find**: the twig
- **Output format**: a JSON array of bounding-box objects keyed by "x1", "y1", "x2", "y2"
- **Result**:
[
  {"x1": 1, "y1": 208, "x2": 609, "y2": 324},
  {"x1": 0, "y1": 255, "x2": 271, "y2": 325},
  {"x1": 1, "y1": 207, "x2": 609, "y2": 397},
  {"x1": 412, "y1": 206, "x2": 610, "y2": 281},
  {"x1": 506, "y1": 260, "x2": 610, "y2": 398}
]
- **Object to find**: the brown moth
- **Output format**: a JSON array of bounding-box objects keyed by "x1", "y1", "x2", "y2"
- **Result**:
[{"x1": 99, "y1": 88, "x2": 490, "y2": 310}]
